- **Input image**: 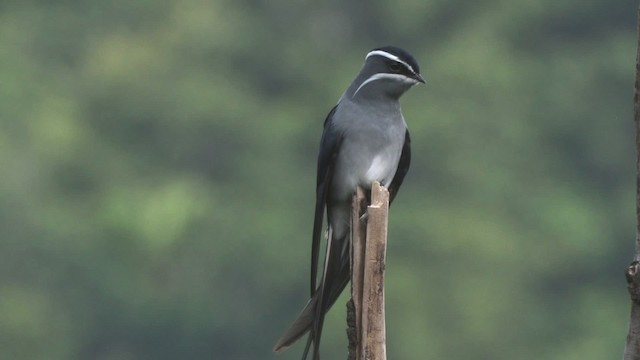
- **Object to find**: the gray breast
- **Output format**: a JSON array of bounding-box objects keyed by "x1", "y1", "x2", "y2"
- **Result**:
[{"x1": 329, "y1": 99, "x2": 406, "y2": 201}]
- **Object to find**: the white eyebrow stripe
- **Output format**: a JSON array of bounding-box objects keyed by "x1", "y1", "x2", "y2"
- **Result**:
[
  {"x1": 352, "y1": 73, "x2": 415, "y2": 97},
  {"x1": 365, "y1": 50, "x2": 417, "y2": 74}
]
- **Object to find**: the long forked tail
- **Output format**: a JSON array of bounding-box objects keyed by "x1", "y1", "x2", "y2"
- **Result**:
[
  {"x1": 273, "y1": 296, "x2": 318, "y2": 352},
  {"x1": 272, "y1": 273, "x2": 350, "y2": 359},
  {"x1": 274, "y1": 230, "x2": 351, "y2": 359}
]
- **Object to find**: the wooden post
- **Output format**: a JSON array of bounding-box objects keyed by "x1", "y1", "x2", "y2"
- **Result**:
[
  {"x1": 348, "y1": 187, "x2": 367, "y2": 360},
  {"x1": 624, "y1": 6, "x2": 640, "y2": 360},
  {"x1": 348, "y1": 182, "x2": 389, "y2": 360}
]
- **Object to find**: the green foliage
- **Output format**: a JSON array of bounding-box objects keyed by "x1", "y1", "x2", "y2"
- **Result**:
[{"x1": 0, "y1": 0, "x2": 635, "y2": 359}]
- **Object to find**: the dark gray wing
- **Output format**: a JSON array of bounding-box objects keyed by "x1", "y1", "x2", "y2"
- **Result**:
[
  {"x1": 310, "y1": 105, "x2": 340, "y2": 295},
  {"x1": 388, "y1": 129, "x2": 411, "y2": 204}
]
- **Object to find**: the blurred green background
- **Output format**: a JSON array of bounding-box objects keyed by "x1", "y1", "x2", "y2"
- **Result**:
[{"x1": 0, "y1": 0, "x2": 637, "y2": 359}]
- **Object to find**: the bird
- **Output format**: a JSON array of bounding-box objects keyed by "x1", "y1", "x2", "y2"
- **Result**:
[{"x1": 273, "y1": 46, "x2": 424, "y2": 360}]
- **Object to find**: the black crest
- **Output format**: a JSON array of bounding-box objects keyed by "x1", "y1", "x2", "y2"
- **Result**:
[{"x1": 372, "y1": 46, "x2": 421, "y2": 74}]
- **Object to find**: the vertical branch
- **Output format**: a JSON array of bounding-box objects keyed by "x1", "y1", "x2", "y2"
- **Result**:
[
  {"x1": 362, "y1": 182, "x2": 389, "y2": 360},
  {"x1": 348, "y1": 187, "x2": 367, "y2": 360},
  {"x1": 623, "y1": 6, "x2": 640, "y2": 360},
  {"x1": 635, "y1": 4, "x2": 640, "y2": 262},
  {"x1": 348, "y1": 182, "x2": 389, "y2": 360}
]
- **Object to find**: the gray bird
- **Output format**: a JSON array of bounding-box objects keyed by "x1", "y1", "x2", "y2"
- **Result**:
[{"x1": 274, "y1": 46, "x2": 424, "y2": 360}]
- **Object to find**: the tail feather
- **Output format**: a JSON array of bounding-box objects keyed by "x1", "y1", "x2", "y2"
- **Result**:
[
  {"x1": 274, "y1": 232, "x2": 351, "y2": 359},
  {"x1": 273, "y1": 296, "x2": 318, "y2": 352}
]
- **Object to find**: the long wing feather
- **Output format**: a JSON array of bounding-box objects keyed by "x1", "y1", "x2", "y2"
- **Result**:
[
  {"x1": 388, "y1": 129, "x2": 411, "y2": 204},
  {"x1": 310, "y1": 105, "x2": 340, "y2": 295}
]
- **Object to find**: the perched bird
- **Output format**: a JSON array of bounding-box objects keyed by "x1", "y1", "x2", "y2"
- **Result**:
[{"x1": 274, "y1": 46, "x2": 424, "y2": 360}]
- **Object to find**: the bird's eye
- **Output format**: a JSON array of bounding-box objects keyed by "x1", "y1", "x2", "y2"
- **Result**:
[{"x1": 388, "y1": 62, "x2": 402, "y2": 73}]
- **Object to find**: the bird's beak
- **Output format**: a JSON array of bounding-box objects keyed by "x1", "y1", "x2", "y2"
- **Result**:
[{"x1": 413, "y1": 73, "x2": 426, "y2": 84}]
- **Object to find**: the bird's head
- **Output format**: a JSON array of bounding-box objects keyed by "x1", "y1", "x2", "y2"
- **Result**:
[{"x1": 350, "y1": 46, "x2": 425, "y2": 100}]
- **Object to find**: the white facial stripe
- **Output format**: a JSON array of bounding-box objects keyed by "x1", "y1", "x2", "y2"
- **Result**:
[
  {"x1": 353, "y1": 73, "x2": 417, "y2": 97},
  {"x1": 365, "y1": 50, "x2": 417, "y2": 74}
]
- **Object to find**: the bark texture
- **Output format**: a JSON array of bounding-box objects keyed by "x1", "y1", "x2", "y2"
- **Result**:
[
  {"x1": 348, "y1": 183, "x2": 389, "y2": 360},
  {"x1": 623, "y1": 6, "x2": 640, "y2": 360}
]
